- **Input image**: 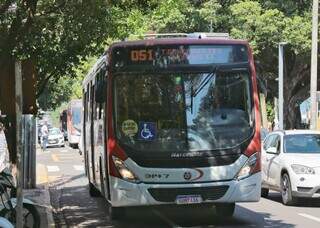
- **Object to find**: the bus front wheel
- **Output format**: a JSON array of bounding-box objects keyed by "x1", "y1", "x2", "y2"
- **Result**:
[
  {"x1": 89, "y1": 182, "x2": 100, "y2": 197},
  {"x1": 109, "y1": 206, "x2": 125, "y2": 220},
  {"x1": 215, "y1": 203, "x2": 235, "y2": 217}
]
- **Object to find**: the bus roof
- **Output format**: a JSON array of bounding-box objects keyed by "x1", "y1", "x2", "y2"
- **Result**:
[
  {"x1": 68, "y1": 99, "x2": 82, "y2": 108},
  {"x1": 108, "y1": 37, "x2": 249, "y2": 51},
  {"x1": 83, "y1": 35, "x2": 251, "y2": 88}
]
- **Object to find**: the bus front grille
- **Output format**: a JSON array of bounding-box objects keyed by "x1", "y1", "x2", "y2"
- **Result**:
[{"x1": 148, "y1": 185, "x2": 229, "y2": 203}]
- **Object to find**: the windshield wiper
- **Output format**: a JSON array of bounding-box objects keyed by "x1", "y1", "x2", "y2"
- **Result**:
[{"x1": 190, "y1": 66, "x2": 218, "y2": 114}]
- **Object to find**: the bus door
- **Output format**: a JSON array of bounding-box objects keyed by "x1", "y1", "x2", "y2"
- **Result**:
[
  {"x1": 93, "y1": 77, "x2": 101, "y2": 189},
  {"x1": 83, "y1": 90, "x2": 88, "y2": 175},
  {"x1": 93, "y1": 70, "x2": 108, "y2": 193},
  {"x1": 88, "y1": 82, "x2": 96, "y2": 182}
]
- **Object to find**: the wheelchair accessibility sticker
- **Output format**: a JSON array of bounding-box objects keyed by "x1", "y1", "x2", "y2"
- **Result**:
[{"x1": 138, "y1": 122, "x2": 156, "y2": 141}]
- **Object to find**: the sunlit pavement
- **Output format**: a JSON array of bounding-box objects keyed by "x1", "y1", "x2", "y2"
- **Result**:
[{"x1": 36, "y1": 146, "x2": 320, "y2": 227}]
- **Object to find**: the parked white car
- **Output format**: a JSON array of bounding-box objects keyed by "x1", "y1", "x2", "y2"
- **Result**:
[
  {"x1": 261, "y1": 130, "x2": 320, "y2": 205},
  {"x1": 46, "y1": 128, "x2": 65, "y2": 148}
]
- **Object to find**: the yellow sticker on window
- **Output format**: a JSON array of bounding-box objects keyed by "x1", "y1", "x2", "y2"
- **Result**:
[{"x1": 121, "y1": 120, "x2": 138, "y2": 137}]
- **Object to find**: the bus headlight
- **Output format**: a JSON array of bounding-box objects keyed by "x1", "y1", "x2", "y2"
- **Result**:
[
  {"x1": 236, "y1": 153, "x2": 259, "y2": 180},
  {"x1": 112, "y1": 156, "x2": 140, "y2": 183}
]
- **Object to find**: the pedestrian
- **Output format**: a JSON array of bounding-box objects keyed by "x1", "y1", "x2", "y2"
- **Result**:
[
  {"x1": 41, "y1": 121, "x2": 49, "y2": 151},
  {"x1": 0, "y1": 123, "x2": 9, "y2": 172}
]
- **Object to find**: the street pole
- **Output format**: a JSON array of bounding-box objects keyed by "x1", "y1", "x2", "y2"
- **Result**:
[
  {"x1": 310, "y1": 0, "x2": 319, "y2": 130},
  {"x1": 278, "y1": 43, "x2": 286, "y2": 130},
  {"x1": 15, "y1": 61, "x2": 23, "y2": 228}
]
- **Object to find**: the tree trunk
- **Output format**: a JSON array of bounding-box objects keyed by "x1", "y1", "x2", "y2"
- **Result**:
[
  {"x1": 283, "y1": 51, "x2": 310, "y2": 129},
  {"x1": 0, "y1": 57, "x2": 17, "y2": 163}
]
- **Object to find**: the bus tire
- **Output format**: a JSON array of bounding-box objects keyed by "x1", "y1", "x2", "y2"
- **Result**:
[
  {"x1": 89, "y1": 182, "x2": 101, "y2": 197},
  {"x1": 261, "y1": 188, "x2": 269, "y2": 198},
  {"x1": 109, "y1": 206, "x2": 125, "y2": 220},
  {"x1": 215, "y1": 203, "x2": 235, "y2": 217}
]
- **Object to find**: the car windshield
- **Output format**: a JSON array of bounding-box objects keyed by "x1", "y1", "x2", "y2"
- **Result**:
[
  {"x1": 49, "y1": 128, "x2": 61, "y2": 135},
  {"x1": 114, "y1": 71, "x2": 254, "y2": 153},
  {"x1": 284, "y1": 134, "x2": 320, "y2": 153}
]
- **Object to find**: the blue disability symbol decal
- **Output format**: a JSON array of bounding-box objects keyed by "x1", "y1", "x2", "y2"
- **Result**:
[{"x1": 139, "y1": 122, "x2": 156, "y2": 140}]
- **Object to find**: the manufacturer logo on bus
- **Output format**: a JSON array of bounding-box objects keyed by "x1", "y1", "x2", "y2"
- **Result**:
[
  {"x1": 183, "y1": 172, "x2": 192, "y2": 180},
  {"x1": 183, "y1": 169, "x2": 204, "y2": 181}
]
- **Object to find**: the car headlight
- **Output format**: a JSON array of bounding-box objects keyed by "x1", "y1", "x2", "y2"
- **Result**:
[
  {"x1": 112, "y1": 156, "x2": 140, "y2": 183},
  {"x1": 291, "y1": 164, "x2": 315, "y2": 175},
  {"x1": 236, "y1": 153, "x2": 259, "y2": 180}
]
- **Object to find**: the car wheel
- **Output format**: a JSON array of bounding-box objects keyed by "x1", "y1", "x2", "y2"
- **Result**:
[
  {"x1": 281, "y1": 173, "x2": 297, "y2": 205},
  {"x1": 261, "y1": 188, "x2": 269, "y2": 198},
  {"x1": 215, "y1": 203, "x2": 235, "y2": 217},
  {"x1": 109, "y1": 206, "x2": 125, "y2": 220}
]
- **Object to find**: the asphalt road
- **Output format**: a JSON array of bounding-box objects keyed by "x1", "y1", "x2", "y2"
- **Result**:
[{"x1": 36, "y1": 146, "x2": 320, "y2": 228}]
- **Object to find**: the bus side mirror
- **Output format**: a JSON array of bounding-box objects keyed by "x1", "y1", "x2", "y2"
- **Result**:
[{"x1": 95, "y1": 81, "x2": 106, "y2": 103}]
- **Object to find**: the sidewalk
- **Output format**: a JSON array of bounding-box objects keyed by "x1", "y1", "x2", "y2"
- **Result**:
[
  {"x1": 24, "y1": 186, "x2": 55, "y2": 227},
  {"x1": 20, "y1": 147, "x2": 55, "y2": 227}
]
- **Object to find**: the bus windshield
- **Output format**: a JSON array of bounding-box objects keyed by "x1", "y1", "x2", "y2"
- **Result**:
[
  {"x1": 72, "y1": 107, "x2": 81, "y2": 125},
  {"x1": 114, "y1": 71, "x2": 253, "y2": 153}
]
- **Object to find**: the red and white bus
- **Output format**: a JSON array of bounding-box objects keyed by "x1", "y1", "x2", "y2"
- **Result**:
[
  {"x1": 82, "y1": 33, "x2": 261, "y2": 219},
  {"x1": 67, "y1": 99, "x2": 82, "y2": 148}
]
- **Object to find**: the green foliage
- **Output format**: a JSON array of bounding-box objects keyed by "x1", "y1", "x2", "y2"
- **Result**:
[
  {"x1": 282, "y1": 14, "x2": 312, "y2": 54},
  {"x1": 0, "y1": 0, "x2": 115, "y2": 110},
  {"x1": 38, "y1": 56, "x2": 97, "y2": 111},
  {"x1": 50, "y1": 102, "x2": 68, "y2": 128},
  {"x1": 266, "y1": 101, "x2": 275, "y2": 122},
  {"x1": 230, "y1": 1, "x2": 286, "y2": 54}
]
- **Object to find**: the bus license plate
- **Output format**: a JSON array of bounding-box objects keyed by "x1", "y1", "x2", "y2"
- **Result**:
[{"x1": 176, "y1": 195, "x2": 202, "y2": 205}]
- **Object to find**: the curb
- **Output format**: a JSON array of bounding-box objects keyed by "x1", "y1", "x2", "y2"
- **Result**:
[
  {"x1": 35, "y1": 162, "x2": 55, "y2": 227},
  {"x1": 43, "y1": 184, "x2": 55, "y2": 228}
]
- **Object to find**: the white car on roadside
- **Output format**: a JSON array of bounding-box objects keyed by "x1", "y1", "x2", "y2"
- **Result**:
[
  {"x1": 46, "y1": 128, "x2": 65, "y2": 148},
  {"x1": 261, "y1": 130, "x2": 320, "y2": 205}
]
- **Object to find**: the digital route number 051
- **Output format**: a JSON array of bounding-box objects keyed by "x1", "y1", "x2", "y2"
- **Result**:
[{"x1": 131, "y1": 50, "x2": 153, "y2": 61}]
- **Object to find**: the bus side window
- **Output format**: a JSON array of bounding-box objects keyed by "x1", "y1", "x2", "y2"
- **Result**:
[
  {"x1": 86, "y1": 84, "x2": 90, "y2": 122},
  {"x1": 90, "y1": 83, "x2": 95, "y2": 121},
  {"x1": 94, "y1": 76, "x2": 99, "y2": 120},
  {"x1": 83, "y1": 90, "x2": 87, "y2": 122},
  {"x1": 99, "y1": 68, "x2": 107, "y2": 119}
]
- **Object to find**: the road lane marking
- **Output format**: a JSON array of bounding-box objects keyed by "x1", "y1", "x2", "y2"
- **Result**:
[
  {"x1": 73, "y1": 165, "x2": 84, "y2": 171},
  {"x1": 47, "y1": 166, "x2": 60, "y2": 172},
  {"x1": 298, "y1": 213, "x2": 320, "y2": 223},
  {"x1": 51, "y1": 154, "x2": 59, "y2": 162},
  {"x1": 60, "y1": 149, "x2": 68, "y2": 153},
  {"x1": 37, "y1": 164, "x2": 48, "y2": 184},
  {"x1": 48, "y1": 175, "x2": 60, "y2": 182}
]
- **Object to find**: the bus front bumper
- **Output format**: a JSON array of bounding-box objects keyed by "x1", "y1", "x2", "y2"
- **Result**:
[
  {"x1": 109, "y1": 172, "x2": 261, "y2": 207},
  {"x1": 68, "y1": 135, "x2": 80, "y2": 145}
]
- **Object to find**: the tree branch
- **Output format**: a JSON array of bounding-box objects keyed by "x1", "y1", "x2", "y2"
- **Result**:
[
  {"x1": 35, "y1": 0, "x2": 66, "y2": 17},
  {"x1": 36, "y1": 72, "x2": 59, "y2": 98},
  {"x1": 0, "y1": 0, "x2": 13, "y2": 15}
]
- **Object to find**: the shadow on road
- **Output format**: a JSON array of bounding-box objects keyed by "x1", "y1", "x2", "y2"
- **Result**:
[
  {"x1": 265, "y1": 192, "x2": 320, "y2": 208},
  {"x1": 119, "y1": 204, "x2": 295, "y2": 228},
  {"x1": 49, "y1": 174, "x2": 296, "y2": 228}
]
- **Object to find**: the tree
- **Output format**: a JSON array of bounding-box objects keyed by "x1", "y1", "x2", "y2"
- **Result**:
[
  {"x1": 0, "y1": 1, "x2": 115, "y2": 98},
  {"x1": 229, "y1": 0, "x2": 312, "y2": 128},
  {"x1": 0, "y1": 0, "x2": 115, "y2": 162}
]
